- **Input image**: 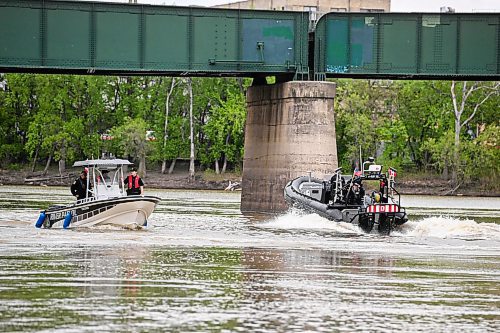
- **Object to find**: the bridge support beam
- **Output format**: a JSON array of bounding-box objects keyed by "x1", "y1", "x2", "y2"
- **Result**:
[{"x1": 241, "y1": 81, "x2": 338, "y2": 213}]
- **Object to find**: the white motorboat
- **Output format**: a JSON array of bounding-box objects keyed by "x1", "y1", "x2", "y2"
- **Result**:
[{"x1": 35, "y1": 159, "x2": 161, "y2": 229}]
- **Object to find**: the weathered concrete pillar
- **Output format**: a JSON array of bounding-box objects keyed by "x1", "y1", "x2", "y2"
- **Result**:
[{"x1": 241, "y1": 81, "x2": 338, "y2": 213}]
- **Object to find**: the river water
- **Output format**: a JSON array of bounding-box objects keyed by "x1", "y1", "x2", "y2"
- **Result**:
[{"x1": 0, "y1": 186, "x2": 499, "y2": 332}]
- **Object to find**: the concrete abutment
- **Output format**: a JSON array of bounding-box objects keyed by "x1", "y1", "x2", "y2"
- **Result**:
[{"x1": 241, "y1": 81, "x2": 338, "y2": 213}]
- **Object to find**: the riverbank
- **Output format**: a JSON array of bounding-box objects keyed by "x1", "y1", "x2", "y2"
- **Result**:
[
  {"x1": 0, "y1": 168, "x2": 241, "y2": 191},
  {"x1": 0, "y1": 168, "x2": 498, "y2": 197}
]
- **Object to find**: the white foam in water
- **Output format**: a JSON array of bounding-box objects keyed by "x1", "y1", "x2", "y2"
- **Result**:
[
  {"x1": 263, "y1": 210, "x2": 500, "y2": 240},
  {"x1": 261, "y1": 208, "x2": 360, "y2": 234},
  {"x1": 395, "y1": 216, "x2": 500, "y2": 240}
]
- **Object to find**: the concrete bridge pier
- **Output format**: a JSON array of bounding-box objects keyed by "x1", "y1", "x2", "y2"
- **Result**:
[{"x1": 241, "y1": 81, "x2": 338, "y2": 213}]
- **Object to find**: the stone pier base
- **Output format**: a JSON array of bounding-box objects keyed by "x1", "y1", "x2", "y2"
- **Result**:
[{"x1": 241, "y1": 81, "x2": 338, "y2": 213}]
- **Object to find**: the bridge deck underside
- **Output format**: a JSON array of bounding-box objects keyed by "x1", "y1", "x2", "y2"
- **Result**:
[
  {"x1": 315, "y1": 13, "x2": 499, "y2": 80},
  {"x1": 1, "y1": 1, "x2": 498, "y2": 80},
  {"x1": 0, "y1": 0, "x2": 309, "y2": 79}
]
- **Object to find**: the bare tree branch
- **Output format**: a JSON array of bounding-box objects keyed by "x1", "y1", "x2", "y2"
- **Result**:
[
  {"x1": 451, "y1": 80, "x2": 459, "y2": 120},
  {"x1": 461, "y1": 83, "x2": 500, "y2": 127},
  {"x1": 162, "y1": 77, "x2": 179, "y2": 173}
]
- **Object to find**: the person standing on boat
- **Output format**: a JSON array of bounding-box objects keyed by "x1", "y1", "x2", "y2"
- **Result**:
[
  {"x1": 124, "y1": 167, "x2": 144, "y2": 196},
  {"x1": 347, "y1": 178, "x2": 365, "y2": 205},
  {"x1": 71, "y1": 169, "x2": 90, "y2": 200}
]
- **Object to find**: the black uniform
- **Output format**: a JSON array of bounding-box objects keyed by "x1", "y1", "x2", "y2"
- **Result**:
[
  {"x1": 346, "y1": 179, "x2": 365, "y2": 205},
  {"x1": 71, "y1": 175, "x2": 89, "y2": 200}
]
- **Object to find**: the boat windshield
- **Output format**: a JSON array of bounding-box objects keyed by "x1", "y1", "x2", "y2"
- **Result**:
[
  {"x1": 73, "y1": 159, "x2": 133, "y2": 200},
  {"x1": 91, "y1": 166, "x2": 125, "y2": 199}
]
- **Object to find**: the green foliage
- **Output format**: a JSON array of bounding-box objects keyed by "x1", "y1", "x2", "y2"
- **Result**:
[
  {"x1": 0, "y1": 143, "x2": 24, "y2": 166},
  {"x1": 420, "y1": 131, "x2": 456, "y2": 174},
  {"x1": 0, "y1": 74, "x2": 38, "y2": 166},
  {"x1": 5, "y1": 163, "x2": 23, "y2": 171},
  {"x1": 0, "y1": 73, "x2": 496, "y2": 188},
  {"x1": 394, "y1": 80, "x2": 451, "y2": 168},
  {"x1": 201, "y1": 91, "x2": 246, "y2": 169},
  {"x1": 461, "y1": 125, "x2": 500, "y2": 187},
  {"x1": 334, "y1": 79, "x2": 399, "y2": 171},
  {"x1": 420, "y1": 125, "x2": 500, "y2": 188},
  {"x1": 375, "y1": 118, "x2": 409, "y2": 170},
  {"x1": 334, "y1": 78, "x2": 498, "y2": 188},
  {"x1": 110, "y1": 117, "x2": 151, "y2": 163},
  {"x1": 336, "y1": 111, "x2": 375, "y2": 170}
]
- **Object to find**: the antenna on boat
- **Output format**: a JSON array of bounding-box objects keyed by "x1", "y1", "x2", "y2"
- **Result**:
[
  {"x1": 120, "y1": 163, "x2": 125, "y2": 196},
  {"x1": 359, "y1": 146, "x2": 363, "y2": 175}
]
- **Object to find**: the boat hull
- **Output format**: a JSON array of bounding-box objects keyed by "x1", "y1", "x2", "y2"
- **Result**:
[{"x1": 39, "y1": 195, "x2": 161, "y2": 229}]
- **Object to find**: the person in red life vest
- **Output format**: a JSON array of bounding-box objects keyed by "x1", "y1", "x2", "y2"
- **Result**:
[
  {"x1": 123, "y1": 167, "x2": 144, "y2": 196},
  {"x1": 379, "y1": 179, "x2": 388, "y2": 203}
]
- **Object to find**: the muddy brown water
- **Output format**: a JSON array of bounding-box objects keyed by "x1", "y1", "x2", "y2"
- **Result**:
[{"x1": 0, "y1": 186, "x2": 499, "y2": 332}]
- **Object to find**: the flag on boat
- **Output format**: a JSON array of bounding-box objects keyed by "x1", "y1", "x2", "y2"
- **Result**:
[
  {"x1": 354, "y1": 162, "x2": 362, "y2": 176},
  {"x1": 388, "y1": 168, "x2": 397, "y2": 178}
]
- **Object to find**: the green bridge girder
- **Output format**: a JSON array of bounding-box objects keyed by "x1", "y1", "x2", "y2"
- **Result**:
[
  {"x1": 314, "y1": 13, "x2": 500, "y2": 80},
  {"x1": 0, "y1": 0, "x2": 499, "y2": 80},
  {"x1": 0, "y1": 0, "x2": 309, "y2": 80}
]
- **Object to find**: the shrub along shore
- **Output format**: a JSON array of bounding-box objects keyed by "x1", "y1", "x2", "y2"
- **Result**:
[{"x1": 1, "y1": 168, "x2": 498, "y2": 197}]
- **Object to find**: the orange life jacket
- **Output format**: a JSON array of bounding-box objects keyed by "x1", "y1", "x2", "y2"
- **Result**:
[{"x1": 127, "y1": 175, "x2": 140, "y2": 189}]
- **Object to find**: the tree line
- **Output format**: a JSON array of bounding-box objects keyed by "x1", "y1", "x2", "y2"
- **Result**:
[
  {"x1": 0, "y1": 74, "x2": 248, "y2": 179},
  {"x1": 0, "y1": 74, "x2": 498, "y2": 190},
  {"x1": 335, "y1": 79, "x2": 499, "y2": 191}
]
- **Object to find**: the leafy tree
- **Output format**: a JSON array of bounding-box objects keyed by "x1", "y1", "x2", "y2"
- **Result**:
[
  {"x1": 395, "y1": 81, "x2": 450, "y2": 169},
  {"x1": 336, "y1": 111, "x2": 376, "y2": 171},
  {"x1": 202, "y1": 91, "x2": 246, "y2": 173},
  {"x1": 334, "y1": 79, "x2": 397, "y2": 170},
  {"x1": 32, "y1": 75, "x2": 88, "y2": 173},
  {"x1": 1, "y1": 74, "x2": 38, "y2": 167},
  {"x1": 111, "y1": 117, "x2": 151, "y2": 176},
  {"x1": 3, "y1": 71, "x2": 498, "y2": 190},
  {"x1": 470, "y1": 124, "x2": 500, "y2": 189},
  {"x1": 375, "y1": 117, "x2": 409, "y2": 170},
  {"x1": 449, "y1": 81, "x2": 500, "y2": 188},
  {"x1": 420, "y1": 131, "x2": 456, "y2": 179}
]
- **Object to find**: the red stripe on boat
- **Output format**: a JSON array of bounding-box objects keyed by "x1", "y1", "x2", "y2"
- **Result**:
[{"x1": 367, "y1": 204, "x2": 399, "y2": 213}]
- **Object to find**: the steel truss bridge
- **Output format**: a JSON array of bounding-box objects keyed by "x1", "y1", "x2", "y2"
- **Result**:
[{"x1": 1, "y1": 0, "x2": 499, "y2": 80}]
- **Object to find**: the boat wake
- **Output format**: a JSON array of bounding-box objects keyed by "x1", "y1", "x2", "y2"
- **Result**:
[
  {"x1": 260, "y1": 209, "x2": 361, "y2": 234},
  {"x1": 394, "y1": 216, "x2": 500, "y2": 240},
  {"x1": 73, "y1": 223, "x2": 149, "y2": 232},
  {"x1": 262, "y1": 210, "x2": 500, "y2": 240}
]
